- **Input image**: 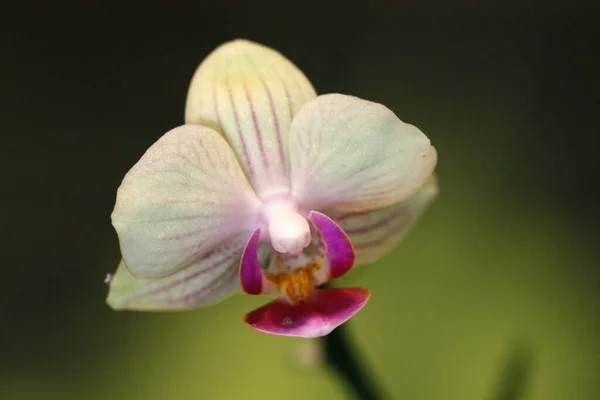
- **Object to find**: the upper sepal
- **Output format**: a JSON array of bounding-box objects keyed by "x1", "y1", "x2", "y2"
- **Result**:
[{"x1": 185, "y1": 39, "x2": 317, "y2": 199}]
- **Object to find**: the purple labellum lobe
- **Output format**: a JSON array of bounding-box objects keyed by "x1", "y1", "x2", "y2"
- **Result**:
[
  {"x1": 244, "y1": 287, "x2": 370, "y2": 338},
  {"x1": 240, "y1": 228, "x2": 263, "y2": 295}
]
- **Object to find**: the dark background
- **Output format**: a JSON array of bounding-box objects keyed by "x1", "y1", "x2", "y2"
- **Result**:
[{"x1": 1, "y1": 2, "x2": 599, "y2": 399}]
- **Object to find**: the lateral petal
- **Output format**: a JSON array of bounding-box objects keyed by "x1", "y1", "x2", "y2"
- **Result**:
[
  {"x1": 111, "y1": 124, "x2": 261, "y2": 278},
  {"x1": 289, "y1": 94, "x2": 437, "y2": 212}
]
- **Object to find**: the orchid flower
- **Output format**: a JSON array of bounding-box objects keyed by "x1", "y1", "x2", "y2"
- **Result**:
[{"x1": 106, "y1": 40, "x2": 438, "y2": 338}]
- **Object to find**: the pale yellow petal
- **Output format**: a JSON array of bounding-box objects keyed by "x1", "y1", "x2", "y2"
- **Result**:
[{"x1": 185, "y1": 39, "x2": 317, "y2": 200}]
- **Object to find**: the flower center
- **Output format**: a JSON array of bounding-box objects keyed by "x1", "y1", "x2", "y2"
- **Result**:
[
  {"x1": 266, "y1": 201, "x2": 311, "y2": 255},
  {"x1": 260, "y1": 200, "x2": 322, "y2": 303},
  {"x1": 265, "y1": 261, "x2": 321, "y2": 303}
]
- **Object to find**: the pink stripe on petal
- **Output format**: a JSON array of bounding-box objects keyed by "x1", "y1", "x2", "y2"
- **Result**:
[
  {"x1": 331, "y1": 176, "x2": 438, "y2": 265},
  {"x1": 147, "y1": 244, "x2": 241, "y2": 296},
  {"x1": 308, "y1": 211, "x2": 355, "y2": 280},
  {"x1": 243, "y1": 79, "x2": 269, "y2": 173},
  {"x1": 227, "y1": 80, "x2": 255, "y2": 180},
  {"x1": 176, "y1": 261, "x2": 239, "y2": 305},
  {"x1": 342, "y1": 207, "x2": 406, "y2": 235},
  {"x1": 258, "y1": 74, "x2": 287, "y2": 175},
  {"x1": 331, "y1": 210, "x2": 372, "y2": 222},
  {"x1": 106, "y1": 234, "x2": 250, "y2": 310},
  {"x1": 240, "y1": 228, "x2": 263, "y2": 295},
  {"x1": 185, "y1": 40, "x2": 317, "y2": 200},
  {"x1": 244, "y1": 287, "x2": 370, "y2": 338}
]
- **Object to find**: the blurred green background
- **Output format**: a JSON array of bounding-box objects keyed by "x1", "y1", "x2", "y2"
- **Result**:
[{"x1": 1, "y1": 2, "x2": 598, "y2": 399}]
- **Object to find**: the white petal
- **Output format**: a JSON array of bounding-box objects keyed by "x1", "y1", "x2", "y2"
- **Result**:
[
  {"x1": 329, "y1": 176, "x2": 438, "y2": 265},
  {"x1": 111, "y1": 125, "x2": 261, "y2": 278},
  {"x1": 106, "y1": 233, "x2": 252, "y2": 310},
  {"x1": 185, "y1": 39, "x2": 317, "y2": 200},
  {"x1": 289, "y1": 94, "x2": 437, "y2": 212}
]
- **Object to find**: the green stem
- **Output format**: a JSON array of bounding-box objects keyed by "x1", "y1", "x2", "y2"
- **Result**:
[{"x1": 321, "y1": 286, "x2": 387, "y2": 399}]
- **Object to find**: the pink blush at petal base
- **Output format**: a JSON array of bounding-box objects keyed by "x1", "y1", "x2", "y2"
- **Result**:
[{"x1": 243, "y1": 287, "x2": 371, "y2": 338}]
